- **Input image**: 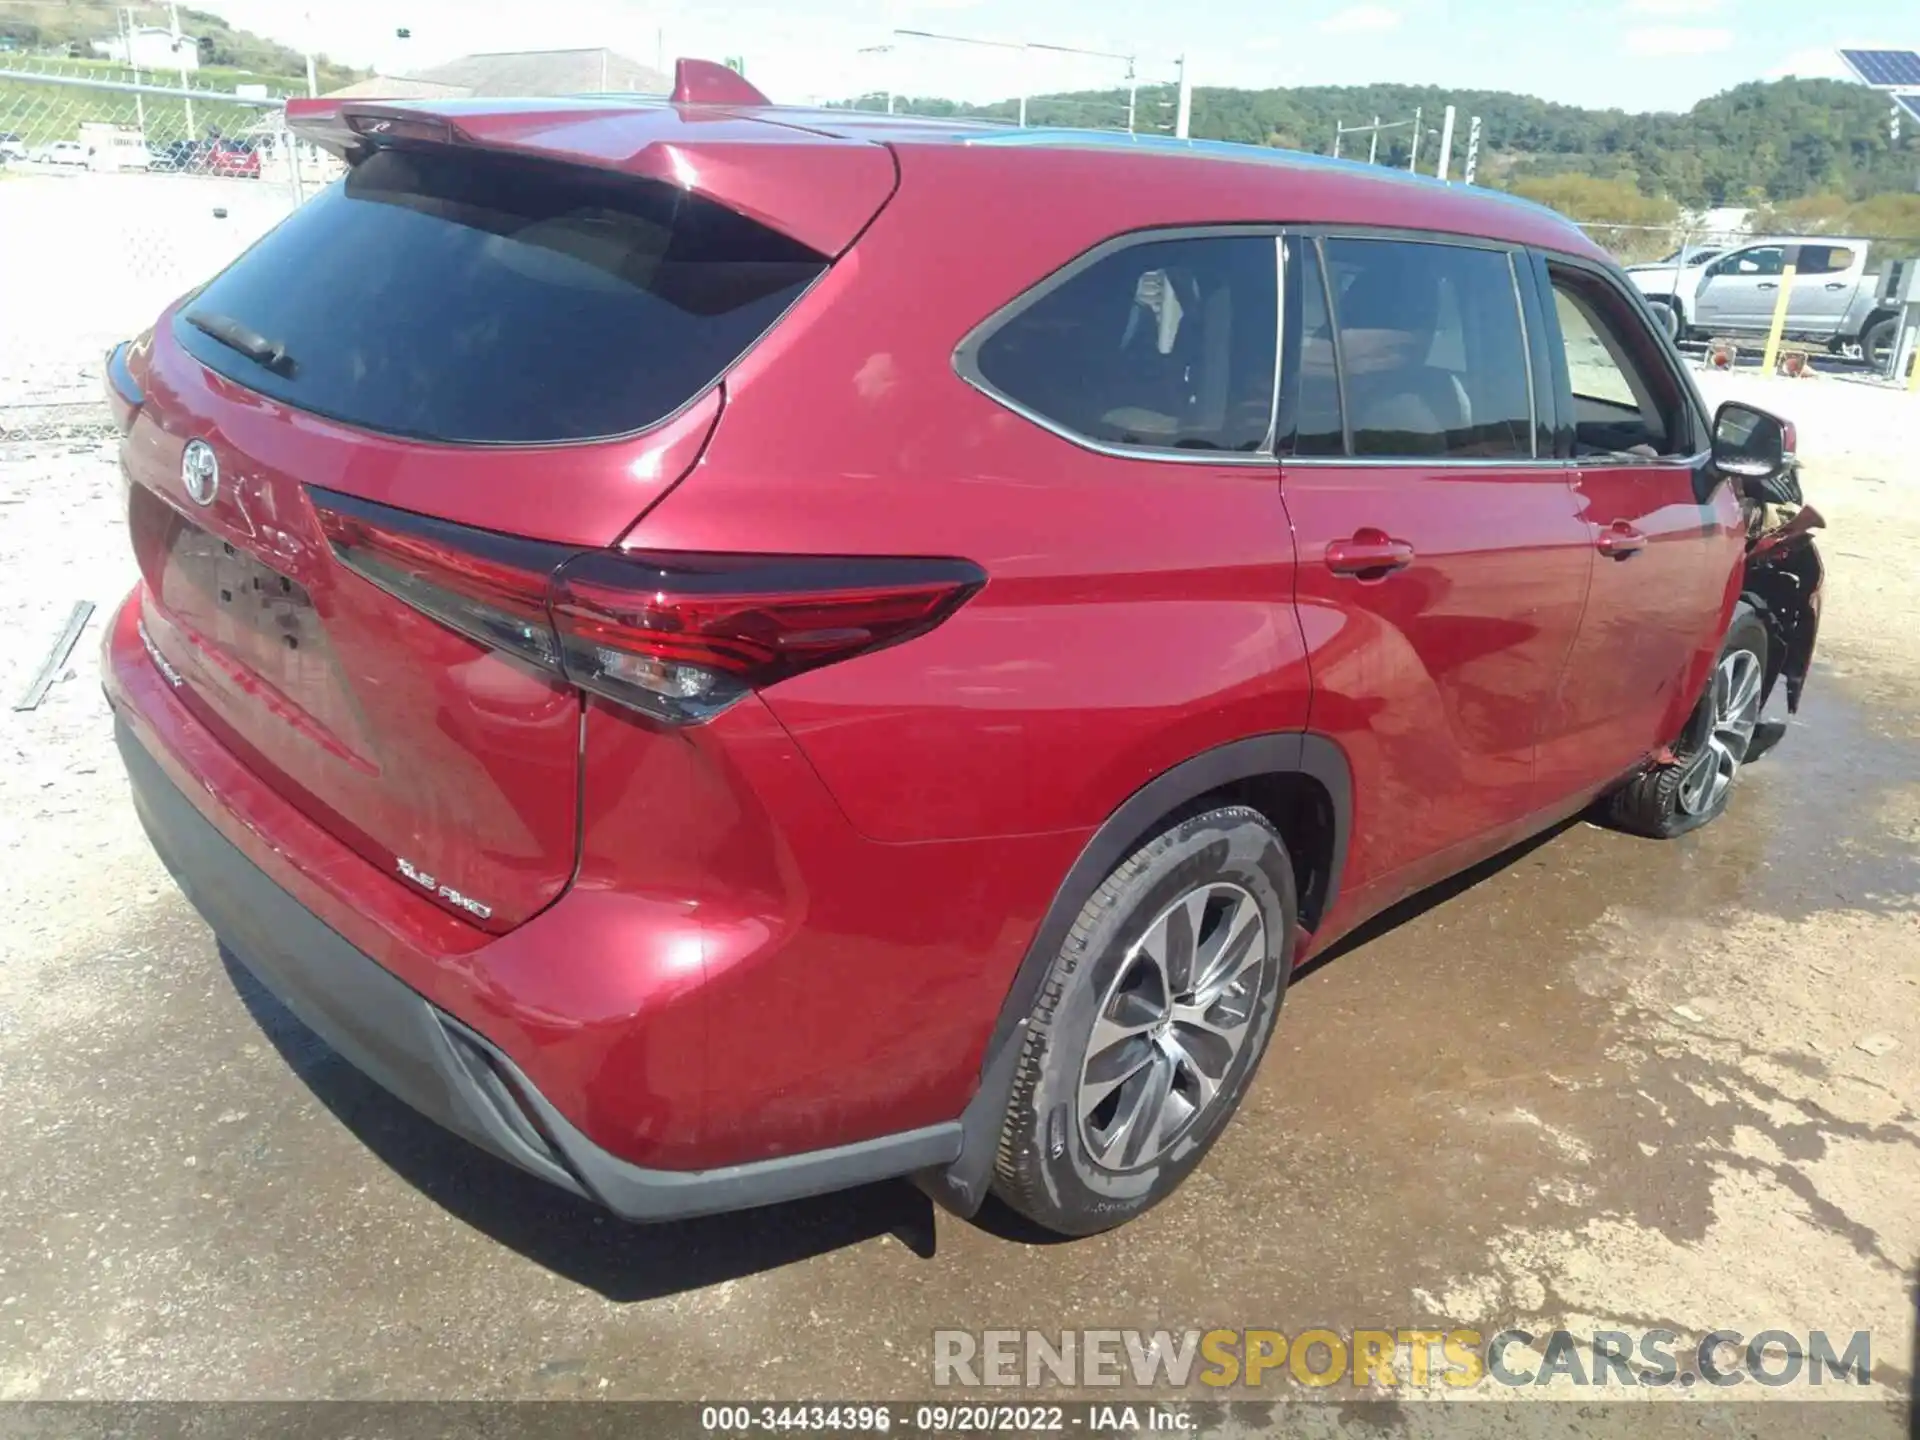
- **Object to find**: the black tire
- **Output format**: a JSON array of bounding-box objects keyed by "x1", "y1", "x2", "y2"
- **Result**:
[
  {"x1": 1604, "y1": 606, "x2": 1769, "y2": 839},
  {"x1": 990, "y1": 806, "x2": 1296, "y2": 1236},
  {"x1": 1862, "y1": 316, "x2": 1909, "y2": 377}
]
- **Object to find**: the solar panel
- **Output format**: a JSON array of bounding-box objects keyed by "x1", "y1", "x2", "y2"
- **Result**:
[
  {"x1": 1900, "y1": 93, "x2": 1920, "y2": 124},
  {"x1": 1839, "y1": 48, "x2": 1920, "y2": 88}
]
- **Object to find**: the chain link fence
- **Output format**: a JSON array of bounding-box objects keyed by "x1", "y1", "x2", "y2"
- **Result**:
[{"x1": 0, "y1": 65, "x2": 343, "y2": 449}]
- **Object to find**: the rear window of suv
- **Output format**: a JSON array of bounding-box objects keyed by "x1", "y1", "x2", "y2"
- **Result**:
[{"x1": 173, "y1": 145, "x2": 827, "y2": 445}]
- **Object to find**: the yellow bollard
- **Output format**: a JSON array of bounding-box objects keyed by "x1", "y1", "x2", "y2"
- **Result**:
[{"x1": 1759, "y1": 248, "x2": 1798, "y2": 378}]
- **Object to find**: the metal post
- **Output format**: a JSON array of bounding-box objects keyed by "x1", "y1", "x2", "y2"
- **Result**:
[
  {"x1": 1368, "y1": 116, "x2": 1380, "y2": 165},
  {"x1": 1463, "y1": 115, "x2": 1481, "y2": 184},
  {"x1": 284, "y1": 115, "x2": 302, "y2": 204},
  {"x1": 1408, "y1": 107, "x2": 1422, "y2": 171},
  {"x1": 1174, "y1": 55, "x2": 1191, "y2": 139},
  {"x1": 1436, "y1": 104, "x2": 1456, "y2": 181},
  {"x1": 1125, "y1": 57, "x2": 1137, "y2": 136},
  {"x1": 304, "y1": 9, "x2": 318, "y2": 97},
  {"x1": 121, "y1": 8, "x2": 146, "y2": 132},
  {"x1": 1760, "y1": 244, "x2": 1800, "y2": 376}
]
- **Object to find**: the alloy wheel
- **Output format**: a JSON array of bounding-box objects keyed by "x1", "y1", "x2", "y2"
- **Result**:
[
  {"x1": 1677, "y1": 648, "x2": 1763, "y2": 817},
  {"x1": 1077, "y1": 882, "x2": 1269, "y2": 1171}
]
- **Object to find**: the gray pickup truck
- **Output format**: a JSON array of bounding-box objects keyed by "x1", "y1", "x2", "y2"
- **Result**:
[{"x1": 1628, "y1": 236, "x2": 1904, "y2": 365}]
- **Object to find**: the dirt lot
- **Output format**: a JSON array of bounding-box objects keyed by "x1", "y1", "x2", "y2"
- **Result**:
[{"x1": 0, "y1": 331, "x2": 1915, "y2": 1428}]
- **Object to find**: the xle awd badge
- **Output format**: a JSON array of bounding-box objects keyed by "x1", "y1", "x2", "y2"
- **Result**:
[
  {"x1": 181, "y1": 439, "x2": 219, "y2": 506},
  {"x1": 396, "y1": 857, "x2": 493, "y2": 920}
]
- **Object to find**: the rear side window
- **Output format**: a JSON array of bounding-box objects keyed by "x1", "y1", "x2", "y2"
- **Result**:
[
  {"x1": 1320, "y1": 237, "x2": 1534, "y2": 460},
  {"x1": 1796, "y1": 244, "x2": 1856, "y2": 276},
  {"x1": 174, "y1": 146, "x2": 826, "y2": 444},
  {"x1": 962, "y1": 234, "x2": 1279, "y2": 454}
]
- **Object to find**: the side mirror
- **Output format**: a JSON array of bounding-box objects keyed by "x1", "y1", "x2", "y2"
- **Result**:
[{"x1": 1712, "y1": 401, "x2": 1795, "y2": 479}]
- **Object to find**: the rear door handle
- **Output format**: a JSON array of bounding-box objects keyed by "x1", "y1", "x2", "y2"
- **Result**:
[
  {"x1": 1756, "y1": 282, "x2": 1779, "y2": 290},
  {"x1": 1596, "y1": 521, "x2": 1647, "y2": 559},
  {"x1": 1824, "y1": 281, "x2": 1847, "y2": 291},
  {"x1": 1326, "y1": 529, "x2": 1415, "y2": 578}
]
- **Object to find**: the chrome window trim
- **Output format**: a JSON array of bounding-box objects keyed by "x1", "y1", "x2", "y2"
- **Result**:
[
  {"x1": 952, "y1": 224, "x2": 1286, "y2": 467},
  {"x1": 1260, "y1": 234, "x2": 1285, "y2": 454},
  {"x1": 1282, "y1": 449, "x2": 1712, "y2": 472}
]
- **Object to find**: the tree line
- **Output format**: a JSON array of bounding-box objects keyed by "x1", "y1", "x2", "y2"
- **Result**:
[{"x1": 842, "y1": 76, "x2": 1916, "y2": 215}]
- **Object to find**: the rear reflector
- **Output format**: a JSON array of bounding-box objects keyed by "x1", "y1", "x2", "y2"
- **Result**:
[{"x1": 310, "y1": 488, "x2": 984, "y2": 725}]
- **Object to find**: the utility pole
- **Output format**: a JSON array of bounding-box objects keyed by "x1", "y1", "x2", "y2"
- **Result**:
[
  {"x1": 1125, "y1": 56, "x2": 1137, "y2": 136},
  {"x1": 1332, "y1": 122, "x2": 1342, "y2": 160},
  {"x1": 1368, "y1": 115, "x2": 1380, "y2": 165},
  {"x1": 1463, "y1": 115, "x2": 1482, "y2": 184},
  {"x1": 169, "y1": 2, "x2": 194, "y2": 138},
  {"x1": 1174, "y1": 54, "x2": 1191, "y2": 138},
  {"x1": 1407, "y1": 106, "x2": 1422, "y2": 171},
  {"x1": 120, "y1": 7, "x2": 146, "y2": 131},
  {"x1": 303, "y1": 9, "x2": 318, "y2": 96},
  {"x1": 1436, "y1": 103, "x2": 1456, "y2": 181}
]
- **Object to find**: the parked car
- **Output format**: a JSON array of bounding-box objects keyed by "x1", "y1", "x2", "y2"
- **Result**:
[
  {"x1": 102, "y1": 72, "x2": 1824, "y2": 1238},
  {"x1": 202, "y1": 140, "x2": 260, "y2": 178},
  {"x1": 0, "y1": 131, "x2": 28, "y2": 162},
  {"x1": 35, "y1": 140, "x2": 87, "y2": 167},
  {"x1": 1630, "y1": 235, "x2": 1906, "y2": 365}
]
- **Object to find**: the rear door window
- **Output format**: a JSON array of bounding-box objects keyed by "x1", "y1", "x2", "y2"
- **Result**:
[
  {"x1": 174, "y1": 145, "x2": 827, "y2": 445},
  {"x1": 1319, "y1": 237, "x2": 1535, "y2": 460},
  {"x1": 961, "y1": 233, "x2": 1279, "y2": 454}
]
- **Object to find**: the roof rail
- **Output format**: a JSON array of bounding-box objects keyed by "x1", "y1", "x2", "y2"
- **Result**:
[{"x1": 672, "y1": 57, "x2": 771, "y2": 107}]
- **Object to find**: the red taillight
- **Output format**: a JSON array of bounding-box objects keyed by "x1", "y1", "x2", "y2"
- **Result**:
[
  {"x1": 105, "y1": 340, "x2": 144, "y2": 436},
  {"x1": 310, "y1": 489, "x2": 984, "y2": 725},
  {"x1": 313, "y1": 492, "x2": 571, "y2": 670},
  {"x1": 550, "y1": 551, "x2": 985, "y2": 722}
]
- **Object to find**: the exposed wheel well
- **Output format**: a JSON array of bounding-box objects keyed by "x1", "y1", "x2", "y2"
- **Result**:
[{"x1": 1162, "y1": 772, "x2": 1339, "y2": 932}]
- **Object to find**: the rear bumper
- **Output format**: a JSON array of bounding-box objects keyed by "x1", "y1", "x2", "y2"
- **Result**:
[{"x1": 116, "y1": 716, "x2": 961, "y2": 1222}]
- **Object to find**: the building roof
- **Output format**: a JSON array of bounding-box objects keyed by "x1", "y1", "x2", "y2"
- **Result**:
[
  {"x1": 405, "y1": 47, "x2": 670, "y2": 97},
  {"x1": 324, "y1": 75, "x2": 470, "y2": 100}
]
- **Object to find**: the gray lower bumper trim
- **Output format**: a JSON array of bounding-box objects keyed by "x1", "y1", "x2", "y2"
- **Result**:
[{"x1": 117, "y1": 718, "x2": 963, "y2": 1222}]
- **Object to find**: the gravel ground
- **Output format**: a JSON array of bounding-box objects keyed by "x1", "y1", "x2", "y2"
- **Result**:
[{"x1": 0, "y1": 186, "x2": 1915, "y2": 1431}]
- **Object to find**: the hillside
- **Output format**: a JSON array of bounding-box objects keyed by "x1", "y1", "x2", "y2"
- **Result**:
[
  {"x1": 0, "y1": 2, "x2": 361, "y2": 91},
  {"x1": 844, "y1": 77, "x2": 1916, "y2": 210}
]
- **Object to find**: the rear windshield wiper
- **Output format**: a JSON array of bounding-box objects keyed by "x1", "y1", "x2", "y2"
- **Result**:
[{"x1": 184, "y1": 310, "x2": 298, "y2": 378}]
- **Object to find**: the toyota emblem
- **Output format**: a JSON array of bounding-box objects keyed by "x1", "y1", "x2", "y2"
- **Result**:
[{"x1": 181, "y1": 440, "x2": 219, "y2": 506}]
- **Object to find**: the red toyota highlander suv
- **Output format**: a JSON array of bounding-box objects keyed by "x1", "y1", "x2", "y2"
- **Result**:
[{"x1": 102, "y1": 63, "x2": 1824, "y2": 1237}]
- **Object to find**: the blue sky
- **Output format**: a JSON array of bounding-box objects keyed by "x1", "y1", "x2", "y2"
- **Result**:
[{"x1": 217, "y1": 0, "x2": 1912, "y2": 112}]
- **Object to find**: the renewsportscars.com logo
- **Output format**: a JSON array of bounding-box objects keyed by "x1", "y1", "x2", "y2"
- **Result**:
[{"x1": 932, "y1": 1328, "x2": 1875, "y2": 1391}]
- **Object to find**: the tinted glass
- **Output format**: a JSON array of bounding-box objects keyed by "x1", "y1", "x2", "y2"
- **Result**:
[
  {"x1": 1322, "y1": 238, "x2": 1533, "y2": 459},
  {"x1": 1278, "y1": 237, "x2": 1344, "y2": 456},
  {"x1": 971, "y1": 234, "x2": 1278, "y2": 453},
  {"x1": 174, "y1": 146, "x2": 826, "y2": 444},
  {"x1": 1796, "y1": 244, "x2": 1855, "y2": 276}
]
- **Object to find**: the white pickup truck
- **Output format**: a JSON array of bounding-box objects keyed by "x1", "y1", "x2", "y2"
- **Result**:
[{"x1": 1628, "y1": 236, "x2": 1904, "y2": 366}]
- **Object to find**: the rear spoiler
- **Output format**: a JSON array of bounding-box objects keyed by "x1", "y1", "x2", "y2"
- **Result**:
[{"x1": 282, "y1": 59, "x2": 894, "y2": 257}]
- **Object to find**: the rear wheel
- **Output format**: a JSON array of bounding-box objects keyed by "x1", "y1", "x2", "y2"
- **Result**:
[
  {"x1": 1605, "y1": 607, "x2": 1768, "y2": 839},
  {"x1": 991, "y1": 807, "x2": 1295, "y2": 1236},
  {"x1": 1862, "y1": 316, "x2": 1911, "y2": 377}
]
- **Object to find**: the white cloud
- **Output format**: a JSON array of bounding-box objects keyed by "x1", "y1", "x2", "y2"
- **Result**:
[
  {"x1": 1624, "y1": 25, "x2": 1734, "y2": 56},
  {"x1": 1317, "y1": 5, "x2": 1402, "y2": 36},
  {"x1": 1624, "y1": 0, "x2": 1724, "y2": 15}
]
